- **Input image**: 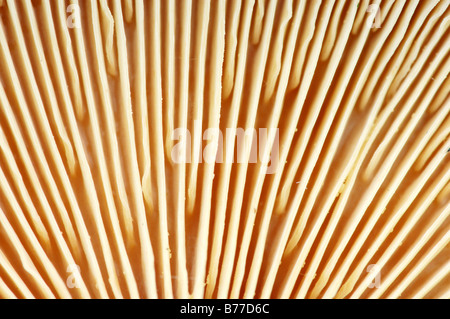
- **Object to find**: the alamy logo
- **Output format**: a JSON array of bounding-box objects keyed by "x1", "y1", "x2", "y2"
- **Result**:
[
  {"x1": 171, "y1": 122, "x2": 280, "y2": 174},
  {"x1": 367, "y1": 4, "x2": 382, "y2": 29},
  {"x1": 66, "y1": 264, "x2": 82, "y2": 289},
  {"x1": 367, "y1": 264, "x2": 381, "y2": 289},
  {"x1": 67, "y1": 4, "x2": 81, "y2": 29}
]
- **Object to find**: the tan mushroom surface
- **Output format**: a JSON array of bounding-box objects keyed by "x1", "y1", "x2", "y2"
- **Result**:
[{"x1": 0, "y1": 0, "x2": 448, "y2": 299}]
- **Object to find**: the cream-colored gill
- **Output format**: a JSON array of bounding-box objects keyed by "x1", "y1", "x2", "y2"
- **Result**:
[
  {"x1": 231, "y1": 0, "x2": 307, "y2": 299},
  {"x1": 205, "y1": 0, "x2": 255, "y2": 299},
  {"x1": 0, "y1": 18, "x2": 110, "y2": 297},
  {"x1": 191, "y1": 0, "x2": 226, "y2": 298},
  {"x1": 216, "y1": 0, "x2": 278, "y2": 298}
]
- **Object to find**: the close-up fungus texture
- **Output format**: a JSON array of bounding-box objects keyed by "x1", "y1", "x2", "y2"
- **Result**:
[{"x1": 0, "y1": 0, "x2": 448, "y2": 299}]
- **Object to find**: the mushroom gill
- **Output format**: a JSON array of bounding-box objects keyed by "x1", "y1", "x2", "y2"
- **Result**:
[{"x1": 0, "y1": 0, "x2": 448, "y2": 299}]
